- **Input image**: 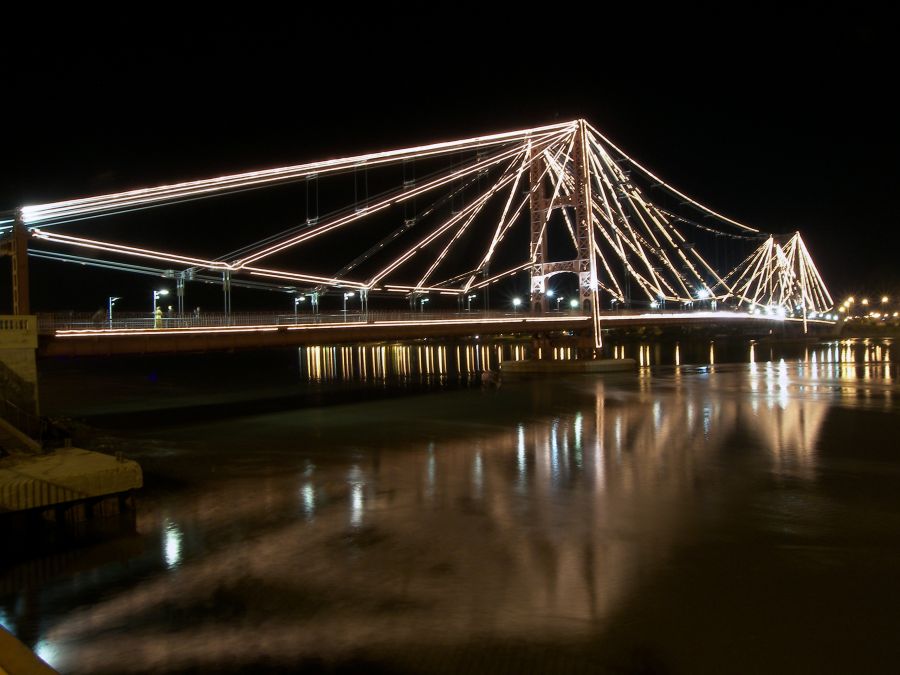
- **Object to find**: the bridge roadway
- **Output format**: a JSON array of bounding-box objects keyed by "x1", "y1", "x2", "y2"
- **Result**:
[{"x1": 36, "y1": 310, "x2": 836, "y2": 357}]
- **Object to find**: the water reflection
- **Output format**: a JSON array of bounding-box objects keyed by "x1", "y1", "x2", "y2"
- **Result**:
[
  {"x1": 300, "y1": 483, "x2": 315, "y2": 520},
  {"x1": 5, "y1": 360, "x2": 873, "y2": 673},
  {"x1": 33, "y1": 638, "x2": 62, "y2": 671},
  {"x1": 162, "y1": 519, "x2": 182, "y2": 570},
  {"x1": 347, "y1": 465, "x2": 365, "y2": 528},
  {"x1": 2, "y1": 337, "x2": 897, "y2": 673},
  {"x1": 300, "y1": 338, "x2": 895, "y2": 382}
]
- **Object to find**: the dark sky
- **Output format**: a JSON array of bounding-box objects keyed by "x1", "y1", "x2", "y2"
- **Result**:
[{"x1": 2, "y1": 7, "x2": 896, "y2": 311}]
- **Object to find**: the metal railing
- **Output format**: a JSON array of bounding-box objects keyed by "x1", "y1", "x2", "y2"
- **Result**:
[
  {"x1": 37, "y1": 309, "x2": 595, "y2": 333},
  {"x1": 33, "y1": 307, "x2": 764, "y2": 334}
]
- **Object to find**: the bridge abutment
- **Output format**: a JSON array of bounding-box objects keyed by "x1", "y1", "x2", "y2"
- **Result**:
[{"x1": 0, "y1": 315, "x2": 39, "y2": 419}]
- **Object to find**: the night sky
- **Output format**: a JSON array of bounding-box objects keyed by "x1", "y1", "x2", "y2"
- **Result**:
[{"x1": 2, "y1": 8, "x2": 896, "y2": 312}]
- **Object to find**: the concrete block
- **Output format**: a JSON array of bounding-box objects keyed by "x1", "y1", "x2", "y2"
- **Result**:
[{"x1": 0, "y1": 448, "x2": 142, "y2": 513}]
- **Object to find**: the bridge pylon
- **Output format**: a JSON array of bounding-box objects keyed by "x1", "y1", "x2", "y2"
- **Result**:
[
  {"x1": 528, "y1": 120, "x2": 601, "y2": 347},
  {"x1": 528, "y1": 141, "x2": 549, "y2": 314},
  {"x1": 1, "y1": 211, "x2": 30, "y2": 315}
]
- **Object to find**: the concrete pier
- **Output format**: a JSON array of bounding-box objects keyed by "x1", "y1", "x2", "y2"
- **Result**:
[
  {"x1": 2, "y1": 314, "x2": 143, "y2": 527},
  {"x1": 0, "y1": 447, "x2": 142, "y2": 515}
]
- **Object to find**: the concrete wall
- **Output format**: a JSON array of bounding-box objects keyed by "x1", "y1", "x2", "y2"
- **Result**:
[{"x1": 0, "y1": 315, "x2": 39, "y2": 415}]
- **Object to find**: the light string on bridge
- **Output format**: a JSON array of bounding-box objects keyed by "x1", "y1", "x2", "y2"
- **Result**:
[
  {"x1": 17, "y1": 122, "x2": 577, "y2": 227},
  {"x1": 7, "y1": 119, "x2": 833, "y2": 321},
  {"x1": 585, "y1": 121, "x2": 760, "y2": 234}
]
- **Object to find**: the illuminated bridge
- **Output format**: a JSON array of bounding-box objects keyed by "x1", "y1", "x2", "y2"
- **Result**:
[
  {"x1": 2, "y1": 119, "x2": 837, "y2": 355},
  {"x1": 33, "y1": 310, "x2": 838, "y2": 357}
]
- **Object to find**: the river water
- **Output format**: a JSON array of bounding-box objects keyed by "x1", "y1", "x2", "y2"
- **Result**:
[{"x1": 2, "y1": 338, "x2": 899, "y2": 674}]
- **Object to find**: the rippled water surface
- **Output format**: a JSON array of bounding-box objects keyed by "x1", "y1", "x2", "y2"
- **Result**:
[{"x1": 3, "y1": 338, "x2": 899, "y2": 674}]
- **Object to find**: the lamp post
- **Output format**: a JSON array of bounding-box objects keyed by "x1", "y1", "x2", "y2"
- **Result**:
[
  {"x1": 294, "y1": 295, "x2": 305, "y2": 322},
  {"x1": 512, "y1": 297, "x2": 522, "y2": 314},
  {"x1": 420, "y1": 297, "x2": 429, "y2": 312},
  {"x1": 696, "y1": 288, "x2": 710, "y2": 310},
  {"x1": 152, "y1": 289, "x2": 169, "y2": 327},
  {"x1": 569, "y1": 298, "x2": 578, "y2": 311},
  {"x1": 467, "y1": 293, "x2": 476, "y2": 311},
  {"x1": 108, "y1": 296, "x2": 121, "y2": 329},
  {"x1": 343, "y1": 291, "x2": 355, "y2": 319},
  {"x1": 556, "y1": 296, "x2": 564, "y2": 311}
]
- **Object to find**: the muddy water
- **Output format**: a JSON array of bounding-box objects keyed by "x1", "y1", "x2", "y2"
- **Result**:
[{"x1": 2, "y1": 338, "x2": 898, "y2": 674}]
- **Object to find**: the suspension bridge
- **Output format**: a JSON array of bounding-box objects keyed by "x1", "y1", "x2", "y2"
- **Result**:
[{"x1": 2, "y1": 119, "x2": 836, "y2": 357}]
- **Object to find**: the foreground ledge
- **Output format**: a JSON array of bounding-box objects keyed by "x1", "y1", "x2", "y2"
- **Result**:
[{"x1": 0, "y1": 625, "x2": 58, "y2": 675}]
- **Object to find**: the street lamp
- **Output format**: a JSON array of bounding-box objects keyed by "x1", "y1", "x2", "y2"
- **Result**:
[
  {"x1": 467, "y1": 293, "x2": 477, "y2": 311},
  {"x1": 420, "y1": 297, "x2": 429, "y2": 312},
  {"x1": 152, "y1": 289, "x2": 169, "y2": 327},
  {"x1": 546, "y1": 289, "x2": 555, "y2": 299},
  {"x1": 343, "y1": 291, "x2": 355, "y2": 317},
  {"x1": 556, "y1": 296, "x2": 564, "y2": 311},
  {"x1": 569, "y1": 299, "x2": 578, "y2": 310},
  {"x1": 294, "y1": 295, "x2": 305, "y2": 321},
  {"x1": 108, "y1": 296, "x2": 121, "y2": 329},
  {"x1": 512, "y1": 297, "x2": 522, "y2": 313}
]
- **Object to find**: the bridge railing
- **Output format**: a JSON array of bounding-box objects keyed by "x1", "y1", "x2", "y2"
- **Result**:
[
  {"x1": 34, "y1": 307, "x2": 752, "y2": 334},
  {"x1": 37, "y1": 309, "x2": 598, "y2": 333},
  {"x1": 39, "y1": 307, "x2": 775, "y2": 334}
]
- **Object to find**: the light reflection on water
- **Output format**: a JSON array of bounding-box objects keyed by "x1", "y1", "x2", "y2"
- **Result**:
[
  {"x1": 162, "y1": 519, "x2": 182, "y2": 570},
  {"x1": 1, "y1": 338, "x2": 898, "y2": 673},
  {"x1": 299, "y1": 338, "x2": 894, "y2": 383}
]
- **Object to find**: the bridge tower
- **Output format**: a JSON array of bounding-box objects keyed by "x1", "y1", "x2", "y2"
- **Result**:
[
  {"x1": 2, "y1": 211, "x2": 30, "y2": 315},
  {"x1": 528, "y1": 143, "x2": 549, "y2": 313},
  {"x1": 528, "y1": 120, "x2": 601, "y2": 346}
]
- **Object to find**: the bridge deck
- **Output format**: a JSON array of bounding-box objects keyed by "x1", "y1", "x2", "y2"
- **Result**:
[{"x1": 36, "y1": 311, "x2": 835, "y2": 357}]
